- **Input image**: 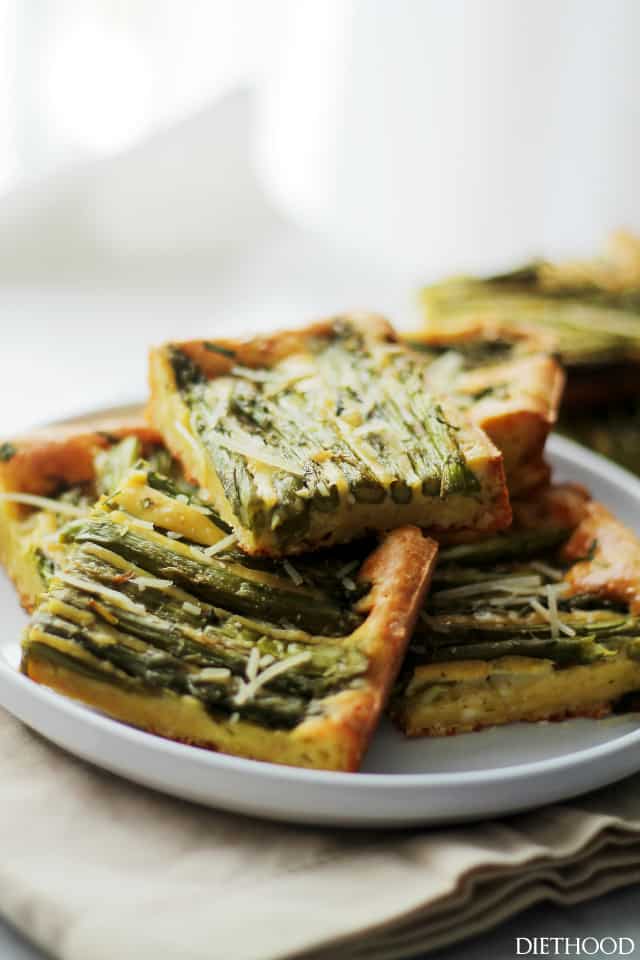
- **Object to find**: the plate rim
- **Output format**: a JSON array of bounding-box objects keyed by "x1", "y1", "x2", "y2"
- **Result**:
[{"x1": 3, "y1": 403, "x2": 640, "y2": 794}]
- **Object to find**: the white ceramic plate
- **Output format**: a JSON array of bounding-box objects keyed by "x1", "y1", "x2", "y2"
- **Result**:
[{"x1": 2, "y1": 424, "x2": 640, "y2": 826}]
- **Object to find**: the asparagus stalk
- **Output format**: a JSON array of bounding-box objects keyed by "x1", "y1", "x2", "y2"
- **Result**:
[
  {"x1": 27, "y1": 637, "x2": 308, "y2": 729},
  {"x1": 438, "y1": 528, "x2": 572, "y2": 566},
  {"x1": 417, "y1": 610, "x2": 634, "y2": 639},
  {"x1": 62, "y1": 518, "x2": 363, "y2": 637},
  {"x1": 412, "y1": 634, "x2": 614, "y2": 667}
]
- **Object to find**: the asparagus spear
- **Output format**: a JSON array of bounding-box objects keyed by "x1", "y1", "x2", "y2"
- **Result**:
[
  {"x1": 411, "y1": 634, "x2": 614, "y2": 667},
  {"x1": 417, "y1": 609, "x2": 634, "y2": 639},
  {"x1": 62, "y1": 518, "x2": 363, "y2": 636},
  {"x1": 438, "y1": 528, "x2": 572, "y2": 566}
]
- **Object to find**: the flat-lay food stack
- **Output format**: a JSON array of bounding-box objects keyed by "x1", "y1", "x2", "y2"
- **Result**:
[
  {"x1": 2, "y1": 310, "x2": 640, "y2": 771},
  {"x1": 417, "y1": 230, "x2": 640, "y2": 475}
]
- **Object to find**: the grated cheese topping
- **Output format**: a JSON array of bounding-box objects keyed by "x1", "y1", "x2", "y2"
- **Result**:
[
  {"x1": 283, "y1": 559, "x2": 304, "y2": 586},
  {"x1": 182, "y1": 601, "x2": 202, "y2": 616},
  {"x1": 530, "y1": 594, "x2": 576, "y2": 638},
  {"x1": 234, "y1": 651, "x2": 312, "y2": 706},
  {"x1": 217, "y1": 432, "x2": 306, "y2": 477},
  {"x1": 193, "y1": 667, "x2": 231, "y2": 684},
  {"x1": 0, "y1": 492, "x2": 88, "y2": 518},
  {"x1": 246, "y1": 646, "x2": 260, "y2": 682},
  {"x1": 203, "y1": 533, "x2": 238, "y2": 556},
  {"x1": 56, "y1": 572, "x2": 146, "y2": 614},
  {"x1": 132, "y1": 576, "x2": 174, "y2": 591},
  {"x1": 530, "y1": 560, "x2": 564, "y2": 582},
  {"x1": 433, "y1": 575, "x2": 542, "y2": 601}
]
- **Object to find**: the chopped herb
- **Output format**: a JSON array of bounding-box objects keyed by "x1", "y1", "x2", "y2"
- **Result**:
[
  {"x1": 203, "y1": 342, "x2": 237, "y2": 359},
  {"x1": 574, "y1": 539, "x2": 599, "y2": 563},
  {"x1": 0, "y1": 442, "x2": 17, "y2": 462},
  {"x1": 169, "y1": 347, "x2": 206, "y2": 390}
]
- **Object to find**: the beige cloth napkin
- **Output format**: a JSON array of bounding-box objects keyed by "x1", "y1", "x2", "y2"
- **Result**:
[{"x1": 1, "y1": 709, "x2": 639, "y2": 960}]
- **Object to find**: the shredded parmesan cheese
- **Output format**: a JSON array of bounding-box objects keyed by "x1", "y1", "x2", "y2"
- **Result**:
[
  {"x1": 433, "y1": 575, "x2": 542, "y2": 601},
  {"x1": 56, "y1": 572, "x2": 146, "y2": 614},
  {"x1": 246, "y1": 646, "x2": 260, "y2": 682},
  {"x1": 182, "y1": 601, "x2": 202, "y2": 616},
  {"x1": 530, "y1": 560, "x2": 564, "y2": 582},
  {"x1": 217, "y1": 432, "x2": 306, "y2": 477},
  {"x1": 0, "y1": 492, "x2": 87, "y2": 517},
  {"x1": 546, "y1": 584, "x2": 560, "y2": 641},
  {"x1": 203, "y1": 533, "x2": 238, "y2": 556},
  {"x1": 130, "y1": 517, "x2": 154, "y2": 530},
  {"x1": 194, "y1": 667, "x2": 231, "y2": 683},
  {"x1": 174, "y1": 421, "x2": 207, "y2": 468},
  {"x1": 189, "y1": 504, "x2": 213, "y2": 515},
  {"x1": 336, "y1": 559, "x2": 360, "y2": 579},
  {"x1": 283, "y1": 559, "x2": 304, "y2": 586},
  {"x1": 234, "y1": 651, "x2": 312, "y2": 706},
  {"x1": 230, "y1": 364, "x2": 272, "y2": 382},
  {"x1": 530, "y1": 595, "x2": 576, "y2": 638},
  {"x1": 133, "y1": 576, "x2": 174, "y2": 591}
]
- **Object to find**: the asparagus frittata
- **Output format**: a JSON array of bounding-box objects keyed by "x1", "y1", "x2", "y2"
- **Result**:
[
  {"x1": 21, "y1": 461, "x2": 437, "y2": 770},
  {"x1": 148, "y1": 314, "x2": 511, "y2": 556},
  {"x1": 419, "y1": 231, "x2": 640, "y2": 382},
  {"x1": 391, "y1": 485, "x2": 640, "y2": 735}
]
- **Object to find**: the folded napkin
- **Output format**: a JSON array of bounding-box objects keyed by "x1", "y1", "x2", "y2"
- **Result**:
[{"x1": 1, "y1": 710, "x2": 639, "y2": 960}]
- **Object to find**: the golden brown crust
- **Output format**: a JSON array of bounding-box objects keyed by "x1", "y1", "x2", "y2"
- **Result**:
[
  {"x1": 415, "y1": 317, "x2": 556, "y2": 356},
  {"x1": 339, "y1": 526, "x2": 440, "y2": 760},
  {"x1": 163, "y1": 313, "x2": 397, "y2": 378},
  {"x1": 511, "y1": 482, "x2": 592, "y2": 531},
  {"x1": 459, "y1": 354, "x2": 564, "y2": 496},
  {"x1": 24, "y1": 525, "x2": 438, "y2": 771},
  {"x1": 0, "y1": 414, "x2": 161, "y2": 497},
  {"x1": 563, "y1": 501, "x2": 640, "y2": 614}
]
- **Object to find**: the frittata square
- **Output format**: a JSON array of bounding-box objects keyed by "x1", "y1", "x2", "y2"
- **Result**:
[
  {"x1": 22, "y1": 462, "x2": 438, "y2": 771},
  {"x1": 391, "y1": 485, "x2": 640, "y2": 736},
  {"x1": 148, "y1": 314, "x2": 510, "y2": 556}
]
